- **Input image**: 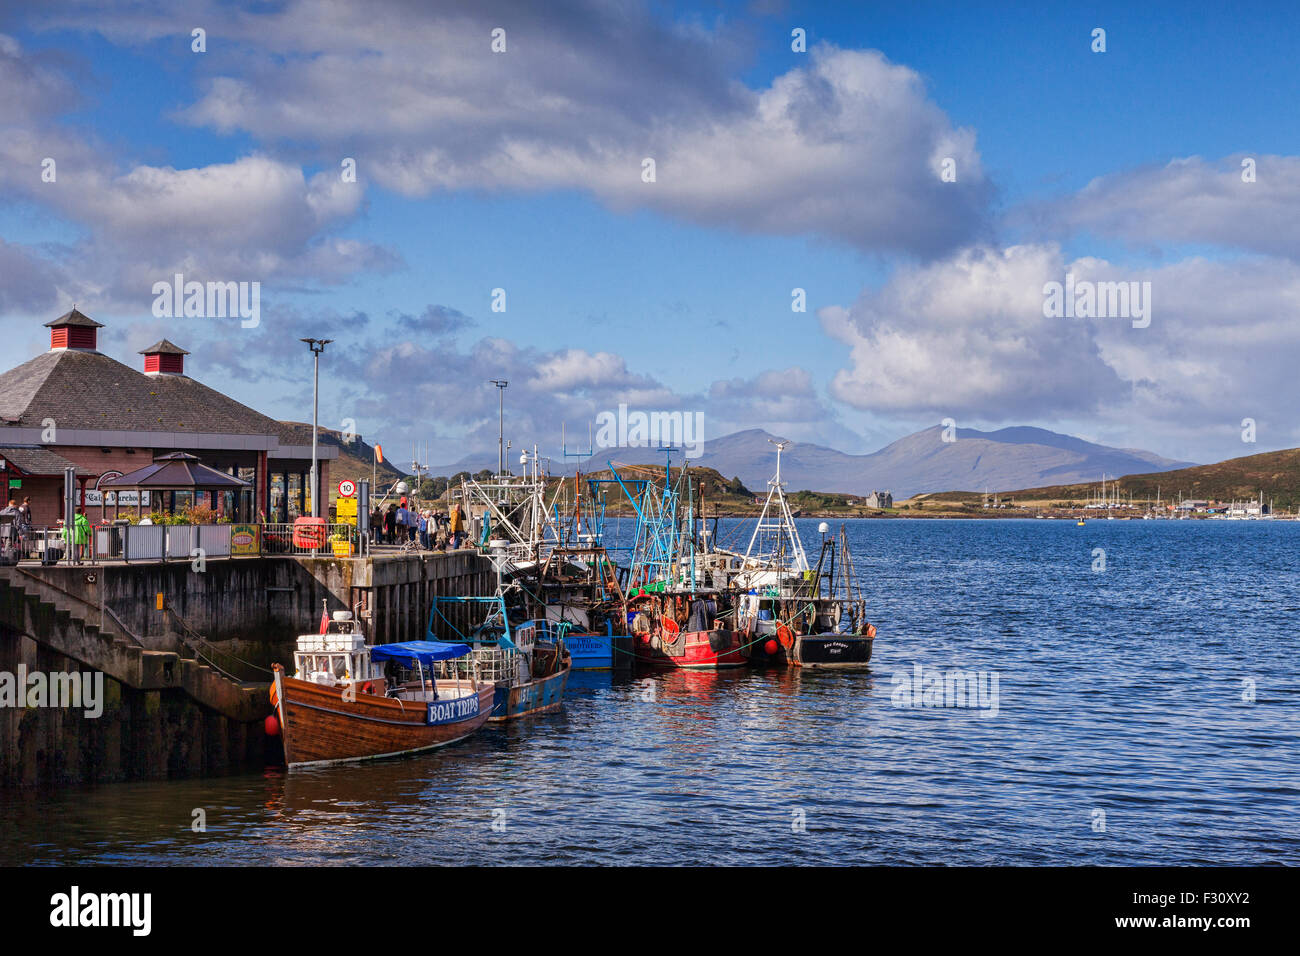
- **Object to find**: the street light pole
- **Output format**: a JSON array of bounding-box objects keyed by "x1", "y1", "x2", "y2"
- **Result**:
[
  {"x1": 489, "y1": 380, "x2": 508, "y2": 477},
  {"x1": 301, "y1": 338, "x2": 333, "y2": 518}
]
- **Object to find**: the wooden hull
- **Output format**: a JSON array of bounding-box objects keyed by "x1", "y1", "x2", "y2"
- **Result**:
[
  {"x1": 744, "y1": 632, "x2": 875, "y2": 668},
  {"x1": 272, "y1": 666, "x2": 495, "y2": 769},
  {"x1": 634, "y1": 629, "x2": 746, "y2": 669}
]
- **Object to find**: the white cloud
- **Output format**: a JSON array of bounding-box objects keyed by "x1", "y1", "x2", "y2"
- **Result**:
[
  {"x1": 823, "y1": 242, "x2": 1300, "y2": 456},
  {"x1": 147, "y1": 1, "x2": 992, "y2": 256},
  {"x1": 1029, "y1": 154, "x2": 1300, "y2": 259}
]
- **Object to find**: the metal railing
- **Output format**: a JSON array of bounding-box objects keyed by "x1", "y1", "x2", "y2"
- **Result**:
[
  {"x1": 261, "y1": 522, "x2": 358, "y2": 556},
  {"x1": 447, "y1": 646, "x2": 526, "y2": 683},
  {"x1": 6, "y1": 521, "x2": 362, "y2": 565}
]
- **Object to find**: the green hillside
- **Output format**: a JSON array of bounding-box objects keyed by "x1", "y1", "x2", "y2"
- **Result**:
[{"x1": 922, "y1": 446, "x2": 1300, "y2": 509}]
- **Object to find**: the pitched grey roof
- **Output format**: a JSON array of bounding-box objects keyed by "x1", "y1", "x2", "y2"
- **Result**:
[
  {"x1": 0, "y1": 347, "x2": 329, "y2": 450},
  {"x1": 44, "y1": 308, "x2": 103, "y2": 329},
  {"x1": 138, "y1": 339, "x2": 189, "y2": 355},
  {"x1": 0, "y1": 445, "x2": 90, "y2": 476}
]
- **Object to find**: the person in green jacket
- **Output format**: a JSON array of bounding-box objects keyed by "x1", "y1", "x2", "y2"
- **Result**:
[{"x1": 64, "y1": 508, "x2": 91, "y2": 562}]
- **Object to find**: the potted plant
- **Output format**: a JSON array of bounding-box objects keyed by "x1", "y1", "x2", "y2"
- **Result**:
[{"x1": 329, "y1": 531, "x2": 352, "y2": 556}]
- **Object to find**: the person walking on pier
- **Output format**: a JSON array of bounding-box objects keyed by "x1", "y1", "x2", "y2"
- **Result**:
[
  {"x1": 396, "y1": 499, "x2": 412, "y2": 545},
  {"x1": 384, "y1": 503, "x2": 397, "y2": 544},
  {"x1": 448, "y1": 501, "x2": 464, "y2": 549}
]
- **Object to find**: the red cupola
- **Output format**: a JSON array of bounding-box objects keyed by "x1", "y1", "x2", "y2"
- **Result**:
[
  {"x1": 139, "y1": 339, "x2": 189, "y2": 375},
  {"x1": 45, "y1": 308, "x2": 103, "y2": 351}
]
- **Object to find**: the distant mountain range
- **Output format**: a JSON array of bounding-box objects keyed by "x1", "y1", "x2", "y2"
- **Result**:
[{"x1": 428, "y1": 424, "x2": 1194, "y2": 499}]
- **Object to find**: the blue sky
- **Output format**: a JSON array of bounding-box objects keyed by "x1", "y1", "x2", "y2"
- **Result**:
[{"x1": 2, "y1": 1, "x2": 1299, "y2": 468}]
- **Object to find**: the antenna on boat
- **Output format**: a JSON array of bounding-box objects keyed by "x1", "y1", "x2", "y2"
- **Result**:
[
  {"x1": 560, "y1": 421, "x2": 594, "y2": 464},
  {"x1": 743, "y1": 438, "x2": 809, "y2": 579}
]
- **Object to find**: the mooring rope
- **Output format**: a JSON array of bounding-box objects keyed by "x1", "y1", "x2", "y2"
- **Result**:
[{"x1": 162, "y1": 599, "x2": 272, "y2": 680}]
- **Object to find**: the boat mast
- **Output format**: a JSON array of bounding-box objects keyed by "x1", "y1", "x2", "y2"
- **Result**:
[{"x1": 743, "y1": 439, "x2": 810, "y2": 574}]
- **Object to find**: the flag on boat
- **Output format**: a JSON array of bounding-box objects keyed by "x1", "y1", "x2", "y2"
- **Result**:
[
  {"x1": 319, "y1": 609, "x2": 329, "y2": 634},
  {"x1": 375, "y1": 444, "x2": 384, "y2": 464}
]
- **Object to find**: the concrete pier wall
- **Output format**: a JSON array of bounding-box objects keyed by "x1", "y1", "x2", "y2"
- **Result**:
[
  {"x1": 0, "y1": 625, "x2": 267, "y2": 788},
  {"x1": 0, "y1": 550, "x2": 497, "y2": 788},
  {"x1": 17, "y1": 550, "x2": 496, "y2": 672}
]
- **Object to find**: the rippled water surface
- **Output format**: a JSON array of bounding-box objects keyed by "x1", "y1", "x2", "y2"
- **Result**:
[{"x1": 3, "y1": 519, "x2": 1298, "y2": 865}]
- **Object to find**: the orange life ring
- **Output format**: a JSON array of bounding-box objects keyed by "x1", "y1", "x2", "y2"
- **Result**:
[
  {"x1": 662, "y1": 618, "x2": 680, "y2": 636},
  {"x1": 776, "y1": 624, "x2": 794, "y2": 650}
]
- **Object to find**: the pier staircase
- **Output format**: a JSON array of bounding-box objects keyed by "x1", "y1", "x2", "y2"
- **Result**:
[{"x1": 0, "y1": 566, "x2": 267, "y2": 723}]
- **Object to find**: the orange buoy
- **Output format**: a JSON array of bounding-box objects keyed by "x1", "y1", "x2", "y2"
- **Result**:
[
  {"x1": 764, "y1": 639, "x2": 779, "y2": 656},
  {"x1": 264, "y1": 714, "x2": 280, "y2": 737},
  {"x1": 776, "y1": 624, "x2": 794, "y2": 650},
  {"x1": 866, "y1": 623, "x2": 877, "y2": 638}
]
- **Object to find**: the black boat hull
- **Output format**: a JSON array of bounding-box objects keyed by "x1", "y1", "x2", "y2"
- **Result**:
[{"x1": 746, "y1": 632, "x2": 874, "y2": 668}]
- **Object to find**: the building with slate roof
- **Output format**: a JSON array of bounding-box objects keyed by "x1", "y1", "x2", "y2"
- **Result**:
[{"x1": 0, "y1": 309, "x2": 337, "y2": 526}]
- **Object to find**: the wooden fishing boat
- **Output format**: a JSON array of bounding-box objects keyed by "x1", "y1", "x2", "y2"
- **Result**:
[
  {"x1": 427, "y1": 589, "x2": 571, "y2": 721},
  {"x1": 270, "y1": 610, "x2": 494, "y2": 769},
  {"x1": 627, "y1": 588, "x2": 746, "y2": 669}
]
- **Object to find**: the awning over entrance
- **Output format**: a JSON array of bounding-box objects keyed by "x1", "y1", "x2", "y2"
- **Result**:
[{"x1": 99, "y1": 452, "x2": 251, "y2": 491}]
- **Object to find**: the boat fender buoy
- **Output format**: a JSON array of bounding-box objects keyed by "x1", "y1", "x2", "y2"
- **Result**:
[
  {"x1": 264, "y1": 714, "x2": 280, "y2": 737},
  {"x1": 777, "y1": 624, "x2": 794, "y2": 650},
  {"x1": 361, "y1": 681, "x2": 374, "y2": 695},
  {"x1": 866, "y1": 623, "x2": 877, "y2": 639},
  {"x1": 764, "y1": 639, "x2": 779, "y2": 656}
]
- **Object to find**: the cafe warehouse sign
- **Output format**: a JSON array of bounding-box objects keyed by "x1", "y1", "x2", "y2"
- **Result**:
[{"x1": 82, "y1": 472, "x2": 150, "y2": 507}]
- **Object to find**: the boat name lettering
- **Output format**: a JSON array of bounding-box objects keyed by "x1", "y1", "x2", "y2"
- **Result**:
[{"x1": 426, "y1": 694, "x2": 481, "y2": 725}]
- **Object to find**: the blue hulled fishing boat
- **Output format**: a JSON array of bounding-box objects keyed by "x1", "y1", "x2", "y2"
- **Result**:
[{"x1": 426, "y1": 588, "x2": 570, "y2": 721}]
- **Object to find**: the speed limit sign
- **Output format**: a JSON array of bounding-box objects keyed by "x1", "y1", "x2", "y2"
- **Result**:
[{"x1": 337, "y1": 479, "x2": 357, "y2": 498}]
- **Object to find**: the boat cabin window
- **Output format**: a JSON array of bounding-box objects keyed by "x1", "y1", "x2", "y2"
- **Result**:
[{"x1": 296, "y1": 652, "x2": 363, "y2": 682}]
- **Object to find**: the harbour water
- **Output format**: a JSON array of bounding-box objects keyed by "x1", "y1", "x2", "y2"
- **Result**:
[{"x1": 3, "y1": 518, "x2": 1298, "y2": 865}]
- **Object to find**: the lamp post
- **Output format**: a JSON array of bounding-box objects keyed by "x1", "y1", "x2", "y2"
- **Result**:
[
  {"x1": 301, "y1": 338, "x2": 333, "y2": 518},
  {"x1": 489, "y1": 380, "x2": 508, "y2": 477}
]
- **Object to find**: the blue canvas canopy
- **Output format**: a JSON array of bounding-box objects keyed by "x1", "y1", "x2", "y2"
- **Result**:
[{"x1": 370, "y1": 640, "x2": 471, "y2": 666}]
